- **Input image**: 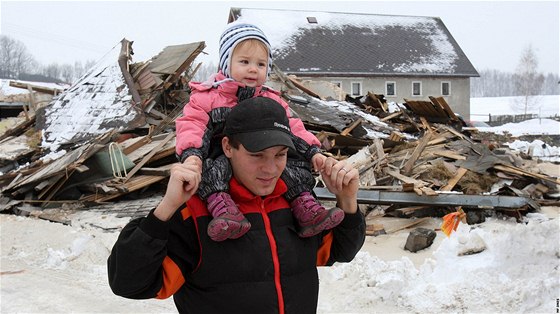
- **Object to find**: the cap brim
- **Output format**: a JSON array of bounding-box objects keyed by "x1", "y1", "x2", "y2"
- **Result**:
[{"x1": 236, "y1": 130, "x2": 295, "y2": 153}]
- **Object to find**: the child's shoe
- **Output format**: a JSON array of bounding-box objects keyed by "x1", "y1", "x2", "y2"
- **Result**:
[
  {"x1": 207, "y1": 192, "x2": 251, "y2": 241},
  {"x1": 290, "y1": 192, "x2": 345, "y2": 237}
]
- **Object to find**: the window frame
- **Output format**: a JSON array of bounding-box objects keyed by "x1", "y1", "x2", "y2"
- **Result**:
[
  {"x1": 351, "y1": 81, "x2": 362, "y2": 97},
  {"x1": 441, "y1": 81, "x2": 451, "y2": 96},
  {"x1": 412, "y1": 81, "x2": 422, "y2": 96},
  {"x1": 385, "y1": 81, "x2": 396, "y2": 97}
]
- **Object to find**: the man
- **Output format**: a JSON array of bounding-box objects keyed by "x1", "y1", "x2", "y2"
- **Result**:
[{"x1": 107, "y1": 97, "x2": 366, "y2": 314}]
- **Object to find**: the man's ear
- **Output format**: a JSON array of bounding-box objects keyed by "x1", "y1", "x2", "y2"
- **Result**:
[{"x1": 222, "y1": 137, "x2": 233, "y2": 158}]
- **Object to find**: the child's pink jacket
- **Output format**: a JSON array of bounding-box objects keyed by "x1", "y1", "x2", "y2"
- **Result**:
[{"x1": 175, "y1": 72, "x2": 321, "y2": 162}]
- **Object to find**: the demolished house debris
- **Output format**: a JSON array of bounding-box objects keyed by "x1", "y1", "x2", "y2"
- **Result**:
[{"x1": 0, "y1": 39, "x2": 558, "y2": 234}]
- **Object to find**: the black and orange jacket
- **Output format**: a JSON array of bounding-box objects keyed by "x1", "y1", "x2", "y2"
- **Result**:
[{"x1": 107, "y1": 178, "x2": 366, "y2": 314}]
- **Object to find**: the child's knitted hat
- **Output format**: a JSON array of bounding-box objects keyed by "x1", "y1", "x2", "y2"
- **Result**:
[{"x1": 218, "y1": 23, "x2": 273, "y2": 78}]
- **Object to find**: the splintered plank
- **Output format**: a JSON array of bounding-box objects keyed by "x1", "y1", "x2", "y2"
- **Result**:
[
  {"x1": 380, "y1": 111, "x2": 402, "y2": 122},
  {"x1": 430, "y1": 96, "x2": 458, "y2": 120},
  {"x1": 340, "y1": 118, "x2": 363, "y2": 136},
  {"x1": 493, "y1": 164, "x2": 560, "y2": 185},
  {"x1": 402, "y1": 132, "x2": 432, "y2": 176},
  {"x1": 386, "y1": 217, "x2": 431, "y2": 233},
  {"x1": 441, "y1": 167, "x2": 468, "y2": 191},
  {"x1": 124, "y1": 132, "x2": 175, "y2": 182},
  {"x1": 287, "y1": 76, "x2": 322, "y2": 99},
  {"x1": 81, "y1": 175, "x2": 167, "y2": 203}
]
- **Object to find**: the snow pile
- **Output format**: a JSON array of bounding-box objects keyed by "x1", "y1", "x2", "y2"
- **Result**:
[
  {"x1": 508, "y1": 139, "x2": 560, "y2": 162},
  {"x1": 477, "y1": 118, "x2": 560, "y2": 137},
  {"x1": 318, "y1": 214, "x2": 560, "y2": 313},
  {"x1": 1, "y1": 196, "x2": 559, "y2": 313}
]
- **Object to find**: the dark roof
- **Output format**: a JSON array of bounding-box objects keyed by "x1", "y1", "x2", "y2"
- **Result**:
[{"x1": 230, "y1": 8, "x2": 479, "y2": 77}]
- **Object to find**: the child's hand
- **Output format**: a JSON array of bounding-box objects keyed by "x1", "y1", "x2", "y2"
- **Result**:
[
  {"x1": 311, "y1": 153, "x2": 327, "y2": 172},
  {"x1": 184, "y1": 155, "x2": 203, "y2": 174}
]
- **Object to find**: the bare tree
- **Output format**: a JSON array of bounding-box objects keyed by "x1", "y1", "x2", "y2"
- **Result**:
[
  {"x1": 60, "y1": 63, "x2": 74, "y2": 83},
  {"x1": 42, "y1": 63, "x2": 62, "y2": 81},
  {"x1": 511, "y1": 45, "x2": 545, "y2": 115},
  {"x1": 192, "y1": 61, "x2": 217, "y2": 82},
  {"x1": 0, "y1": 35, "x2": 36, "y2": 79},
  {"x1": 543, "y1": 73, "x2": 560, "y2": 95}
]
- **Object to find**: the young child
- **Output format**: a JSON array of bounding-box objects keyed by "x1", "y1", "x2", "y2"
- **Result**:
[{"x1": 175, "y1": 22, "x2": 345, "y2": 241}]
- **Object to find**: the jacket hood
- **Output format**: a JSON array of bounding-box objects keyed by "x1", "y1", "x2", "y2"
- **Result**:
[{"x1": 189, "y1": 71, "x2": 277, "y2": 96}]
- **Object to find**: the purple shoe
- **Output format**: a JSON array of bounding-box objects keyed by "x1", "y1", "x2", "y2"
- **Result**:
[
  {"x1": 291, "y1": 192, "x2": 345, "y2": 237},
  {"x1": 207, "y1": 192, "x2": 251, "y2": 241}
]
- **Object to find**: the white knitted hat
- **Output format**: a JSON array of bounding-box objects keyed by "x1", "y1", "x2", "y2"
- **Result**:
[{"x1": 218, "y1": 23, "x2": 273, "y2": 78}]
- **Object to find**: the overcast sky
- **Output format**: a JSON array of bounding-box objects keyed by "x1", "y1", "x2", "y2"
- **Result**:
[{"x1": 1, "y1": 1, "x2": 558, "y2": 75}]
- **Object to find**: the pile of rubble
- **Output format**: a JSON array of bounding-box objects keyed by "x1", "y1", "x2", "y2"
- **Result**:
[{"x1": 1, "y1": 39, "x2": 558, "y2": 230}]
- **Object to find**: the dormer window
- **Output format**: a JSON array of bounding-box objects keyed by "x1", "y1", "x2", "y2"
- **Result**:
[{"x1": 307, "y1": 17, "x2": 318, "y2": 24}]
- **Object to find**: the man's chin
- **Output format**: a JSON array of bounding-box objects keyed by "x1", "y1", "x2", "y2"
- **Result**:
[{"x1": 252, "y1": 184, "x2": 276, "y2": 196}]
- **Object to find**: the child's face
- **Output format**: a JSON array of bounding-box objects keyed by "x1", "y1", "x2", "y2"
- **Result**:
[{"x1": 230, "y1": 40, "x2": 268, "y2": 87}]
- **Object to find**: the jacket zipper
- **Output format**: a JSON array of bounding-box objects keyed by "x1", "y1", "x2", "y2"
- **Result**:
[{"x1": 259, "y1": 198, "x2": 285, "y2": 314}]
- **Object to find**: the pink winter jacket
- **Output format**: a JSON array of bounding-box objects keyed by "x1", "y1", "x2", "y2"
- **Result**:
[{"x1": 175, "y1": 72, "x2": 321, "y2": 162}]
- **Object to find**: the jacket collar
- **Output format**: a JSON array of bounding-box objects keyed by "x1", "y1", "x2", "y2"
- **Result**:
[{"x1": 192, "y1": 71, "x2": 270, "y2": 95}]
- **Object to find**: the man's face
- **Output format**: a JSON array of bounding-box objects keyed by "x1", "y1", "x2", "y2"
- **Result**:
[
  {"x1": 223, "y1": 138, "x2": 288, "y2": 196},
  {"x1": 229, "y1": 40, "x2": 268, "y2": 87}
]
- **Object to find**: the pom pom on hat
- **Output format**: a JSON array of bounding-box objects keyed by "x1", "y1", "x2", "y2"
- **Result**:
[{"x1": 218, "y1": 23, "x2": 273, "y2": 78}]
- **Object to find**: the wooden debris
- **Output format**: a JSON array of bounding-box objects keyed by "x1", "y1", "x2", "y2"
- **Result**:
[{"x1": 0, "y1": 40, "x2": 557, "y2": 235}]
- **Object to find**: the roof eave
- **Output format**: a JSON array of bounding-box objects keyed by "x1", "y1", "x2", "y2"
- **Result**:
[{"x1": 283, "y1": 71, "x2": 480, "y2": 78}]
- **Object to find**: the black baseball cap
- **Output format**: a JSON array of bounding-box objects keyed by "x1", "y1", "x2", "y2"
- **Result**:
[{"x1": 224, "y1": 97, "x2": 295, "y2": 152}]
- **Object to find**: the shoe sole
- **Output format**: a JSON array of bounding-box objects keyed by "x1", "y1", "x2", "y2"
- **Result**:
[
  {"x1": 299, "y1": 208, "x2": 345, "y2": 238},
  {"x1": 208, "y1": 218, "x2": 251, "y2": 242}
]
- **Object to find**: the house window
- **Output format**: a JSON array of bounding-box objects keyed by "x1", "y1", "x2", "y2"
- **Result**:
[
  {"x1": 412, "y1": 81, "x2": 422, "y2": 96},
  {"x1": 386, "y1": 81, "x2": 396, "y2": 96},
  {"x1": 331, "y1": 81, "x2": 342, "y2": 88},
  {"x1": 441, "y1": 81, "x2": 450, "y2": 96},
  {"x1": 307, "y1": 16, "x2": 318, "y2": 24},
  {"x1": 351, "y1": 82, "x2": 362, "y2": 96}
]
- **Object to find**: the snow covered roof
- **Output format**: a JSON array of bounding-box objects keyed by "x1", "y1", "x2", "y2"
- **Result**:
[
  {"x1": 37, "y1": 40, "x2": 146, "y2": 151},
  {"x1": 230, "y1": 8, "x2": 479, "y2": 77},
  {"x1": 0, "y1": 79, "x2": 68, "y2": 97}
]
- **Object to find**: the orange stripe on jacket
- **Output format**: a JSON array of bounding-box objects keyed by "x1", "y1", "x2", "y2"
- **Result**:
[
  {"x1": 316, "y1": 231, "x2": 334, "y2": 266},
  {"x1": 156, "y1": 256, "x2": 185, "y2": 299}
]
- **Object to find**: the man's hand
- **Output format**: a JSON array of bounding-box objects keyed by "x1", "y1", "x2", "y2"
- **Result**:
[
  {"x1": 154, "y1": 162, "x2": 202, "y2": 221},
  {"x1": 319, "y1": 157, "x2": 359, "y2": 214}
]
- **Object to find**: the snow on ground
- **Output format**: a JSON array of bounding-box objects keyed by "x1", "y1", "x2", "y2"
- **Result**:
[
  {"x1": 318, "y1": 210, "x2": 559, "y2": 313},
  {"x1": 1, "y1": 208, "x2": 558, "y2": 313},
  {"x1": 477, "y1": 118, "x2": 560, "y2": 137},
  {"x1": 471, "y1": 95, "x2": 559, "y2": 119},
  {"x1": 1, "y1": 95, "x2": 559, "y2": 313},
  {"x1": 471, "y1": 95, "x2": 560, "y2": 161}
]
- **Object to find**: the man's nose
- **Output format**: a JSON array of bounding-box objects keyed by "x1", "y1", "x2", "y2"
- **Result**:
[{"x1": 260, "y1": 158, "x2": 277, "y2": 173}]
